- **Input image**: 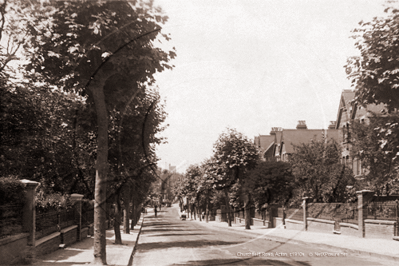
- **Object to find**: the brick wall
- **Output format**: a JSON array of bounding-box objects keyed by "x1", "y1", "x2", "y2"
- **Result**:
[
  {"x1": 252, "y1": 218, "x2": 264, "y2": 227},
  {"x1": 80, "y1": 227, "x2": 89, "y2": 239},
  {"x1": 274, "y1": 217, "x2": 283, "y2": 228},
  {"x1": 35, "y1": 232, "x2": 62, "y2": 256},
  {"x1": 365, "y1": 220, "x2": 396, "y2": 240},
  {"x1": 339, "y1": 223, "x2": 358, "y2": 237},
  {"x1": 285, "y1": 219, "x2": 303, "y2": 230},
  {"x1": 307, "y1": 218, "x2": 335, "y2": 233},
  {"x1": 0, "y1": 233, "x2": 29, "y2": 265},
  {"x1": 61, "y1": 225, "x2": 78, "y2": 246}
]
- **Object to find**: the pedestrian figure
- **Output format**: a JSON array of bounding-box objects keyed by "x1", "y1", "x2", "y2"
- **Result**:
[{"x1": 154, "y1": 205, "x2": 157, "y2": 218}]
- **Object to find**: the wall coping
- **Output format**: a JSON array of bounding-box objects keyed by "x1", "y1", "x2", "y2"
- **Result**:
[
  {"x1": 60, "y1": 225, "x2": 78, "y2": 234},
  {"x1": 364, "y1": 219, "x2": 396, "y2": 225},
  {"x1": 252, "y1": 218, "x2": 264, "y2": 222},
  {"x1": 307, "y1": 217, "x2": 335, "y2": 224},
  {"x1": 0, "y1": 233, "x2": 29, "y2": 246},
  {"x1": 285, "y1": 219, "x2": 303, "y2": 224},
  {"x1": 35, "y1": 232, "x2": 61, "y2": 247},
  {"x1": 339, "y1": 222, "x2": 359, "y2": 230}
]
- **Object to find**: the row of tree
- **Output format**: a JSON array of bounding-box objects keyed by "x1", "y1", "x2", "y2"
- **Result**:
[
  {"x1": 173, "y1": 128, "x2": 356, "y2": 230},
  {"x1": 0, "y1": 0, "x2": 175, "y2": 264}
]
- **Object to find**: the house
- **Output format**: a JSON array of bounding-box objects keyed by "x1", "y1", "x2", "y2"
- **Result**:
[
  {"x1": 255, "y1": 121, "x2": 340, "y2": 162},
  {"x1": 255, "y1": 89, "x2": 389, "y2": 177},
  {"x1": 334, "y1": 89, "x2": 386, "y2": 178}
]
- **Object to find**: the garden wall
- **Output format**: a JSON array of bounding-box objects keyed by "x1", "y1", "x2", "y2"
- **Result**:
[
  {"x1": 307, "y1": 218, "x2": 335, "y2": 233},
  {"x1": 365, "y1": 220, "x2": 396, "y2": 240},
  {"x1": 0, "y1": 233, "x2": 29, "y2": 265}
]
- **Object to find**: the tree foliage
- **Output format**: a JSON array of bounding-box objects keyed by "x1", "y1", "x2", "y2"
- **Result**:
[
  {"x1": 351, "y1": 113, "x2": 399, "y2": 194},
  {"x1": 290, "y1": 139, "x2": 355, "y2": 203},
  {"x1": 208, "y1": 128, "x2": 258, "y2": 190},
  {"x1": 345, "y1": 2, "x2": 399, "y2": 110},
  {"x1": 0, "y1": 1, "x2": 174, "y2": 263},
  {"x1": 246, "y1": 161, "x2": 295, "y2": 209}
]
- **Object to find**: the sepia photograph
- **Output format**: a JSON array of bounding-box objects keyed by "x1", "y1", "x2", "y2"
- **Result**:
[{"x1": 1, "y1": 0, "x2": 399, "y2": 265}]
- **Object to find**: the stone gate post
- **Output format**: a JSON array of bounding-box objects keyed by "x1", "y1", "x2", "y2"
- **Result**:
[
  {"x1": 21, "y1": 179, "x2": 40, "y2": 246},
  {"x1": 357, "y1": 190, "x2": 374, "y2": 238},
  {"x1": 70, "y1": 193, "x2": 84, "y2": 241}
]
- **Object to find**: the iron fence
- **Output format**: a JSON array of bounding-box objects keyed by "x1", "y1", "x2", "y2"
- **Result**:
[
  {"x1": 308, "y1": 202, "x2": 357, "y2": 231},
  {"x1": 367, "y1": 201, "x2": 398, "y2": 221},
  {"x1": 0, "y1": 204, "x2": 24, "y2": 238},
  {"x1": 35, "y1": 210, "x2": 59, "y2": 239},
  {"x1": 35, "y1": 207, "x2": 77, "y2": 239},
  {"x1": 254, "y1": 209, "x2": 267, "y2": 220},
  {"x1": 82, "y1": 209, "x2": 94, "y2": 227},
  {"x1": 367, "y1": 200, "x2": 399, "y2": 236},
  {"x1": 286, "y1": 208, "x2": 303, "y2": 221}
]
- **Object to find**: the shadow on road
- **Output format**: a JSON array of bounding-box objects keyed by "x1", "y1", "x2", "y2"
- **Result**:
[
  {"x1": 136, "y1": 240, "x2": 242, "y2": 251},
  {"x1": 147, "y1": 233, "x2": 210, "y2": 237},
  {"x1": 142, "y1": 228, "x2": 199, "y2": 232},
  {"x1": 170, "y1": 258, "x2": 311, "y2": 265}
]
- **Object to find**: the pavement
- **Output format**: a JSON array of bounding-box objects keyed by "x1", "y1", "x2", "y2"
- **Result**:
[
  {"x1": 32, "y1": 214, "x2": 145, "y2": 266},
  {"x1": 31, "y1": 206, "x2": 399, "y2": 265},
  {"x1": 178, "y1": 208, "x2": 399, "y2": 262}
]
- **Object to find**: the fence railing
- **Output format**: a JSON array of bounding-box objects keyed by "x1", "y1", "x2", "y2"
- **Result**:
[
  {"x1": 254, "y1": 209, "x2": 267, "y2": 220},
  {"x1": 367, "y1": 201, "x2": 399, "y2": 221},
  {"x1": 308, "y1": 202, "x2": 357, "y2": 231},
  {"x1": 308, "y1": 202, "x2": 358, "y2": 224},
  {"x1": 286, "y1": 207, "x2": 303, "y2": 221},
  {"x1": 35, "y1": 208, "x2": 77, "y2": 239},
  {"x1": 82, "y1": 209, "x2": 94, "y2": 227},
  {"x1": 0, "y1": 204, "x2": 24, "y2": 239}
]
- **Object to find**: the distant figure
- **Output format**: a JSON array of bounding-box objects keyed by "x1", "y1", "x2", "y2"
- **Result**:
[
  {"x1": 154, "y1": 206, "x2": 157, "y2": 218},
  {"x1": 201, "y1": 211, "x2": 205, "y2": 220}
]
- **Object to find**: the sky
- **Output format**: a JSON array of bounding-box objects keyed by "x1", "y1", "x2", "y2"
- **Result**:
[{"x1": 152, "y1": 0, "x2": 388, "y2": 173}]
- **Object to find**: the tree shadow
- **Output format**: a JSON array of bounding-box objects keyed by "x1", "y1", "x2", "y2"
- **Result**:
[
  {"x1": 144, "y1": 222, "x2": 183, "y2": 227},
  {"x1": 147, "y1": 233, "x2": 210, "y2": 237},
  {"x1": 142, "y1": 228, "x2": 198, "y2": 232},
  {"x1": 136, "y1": 239, "x2": 242, "y2": 251},
  {"x1": 170, "y1": 258, "x2": 311, "y2": 265}
]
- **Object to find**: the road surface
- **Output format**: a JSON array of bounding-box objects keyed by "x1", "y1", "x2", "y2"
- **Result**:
[{"x1": 132, "y1": 206, "x2": 395, "y2": 266}]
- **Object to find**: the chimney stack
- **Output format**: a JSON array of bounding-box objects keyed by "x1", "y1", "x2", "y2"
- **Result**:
[
  {"x1": 270, "y1": 127, "x2": 282, "y2": 135},
  {"x1": 296, "y1": 120, "x2": 307, "y2": 129},
  {"x1": 328, "y1": 121, "x2": 337, "y2": 129}
]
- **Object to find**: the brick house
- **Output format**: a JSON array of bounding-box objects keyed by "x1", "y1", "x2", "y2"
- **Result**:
[
  {"x1": 255, "y1": 121, "x2": 340, "y2": 162},
  {"x1": 255, "y1": 89, "x2": 389, "y2": 175},
  {"x1": 334, "y1": 89, "x2": 385, "y2": 178}
]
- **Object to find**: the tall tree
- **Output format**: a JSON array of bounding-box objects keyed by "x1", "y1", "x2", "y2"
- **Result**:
[
  {"x1": 345, "y1": 2, "x2": 399, "y2": 111},
  {"x1": 22, "y1": 1, "x2": 175, "y2": 264},
  {"x1": 246, "y1": 161, "x2": 295, "y2": 210},
  {"x1": 208, "y1": 128, "x2": 258, "y2": 228}
]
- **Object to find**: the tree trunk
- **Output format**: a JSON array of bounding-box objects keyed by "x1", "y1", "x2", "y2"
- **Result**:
[
  {"x1": 91, "y1": 78, "x2": 109, "y2": 265},
  {"x1": 123, "y1": 185, "x2": 130, "y2": 234},
  {"x1": 130, "y1": 196, "x2": 136, "y2": 229},
  {"x1": 114, "y1": 193, "x2": 122, "y2": 244},
  {"x1": 206, "y1": 202, "x2": 209, "y2": 223},
  {"x1": 244, "y1": 193, "x2": 251, "y2": 230},
  {"x1": 224, "y1": 189, "x2": 232, "y2": 227},
  {"x1": 199, "y1": 207, "x2": 202, "y2": 221}
]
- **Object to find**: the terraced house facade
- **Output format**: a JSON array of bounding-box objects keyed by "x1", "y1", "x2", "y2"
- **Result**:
[{"x1": 254, "y1": 89, "x2": 386, "y2": 178}]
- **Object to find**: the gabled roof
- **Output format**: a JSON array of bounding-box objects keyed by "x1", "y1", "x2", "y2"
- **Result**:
[
  {"x1": 281, "y1": 129, "x2": 340, "y2": 154},
  {"x1": 336, "y1": 90, "x2": 355, "y2": 129},
  {"x1": 255, "y1": 135, "x2": 275, "y2": 155}
]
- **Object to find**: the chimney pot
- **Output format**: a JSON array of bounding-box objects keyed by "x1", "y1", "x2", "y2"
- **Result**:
[{"x1": 296, "y1": 120, "x2": 307, "y2": 129}]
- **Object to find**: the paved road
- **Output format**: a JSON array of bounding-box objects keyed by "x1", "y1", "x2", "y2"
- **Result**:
[{"x1": 132, "y1": 206, "x2": 396, "y2": 266}]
